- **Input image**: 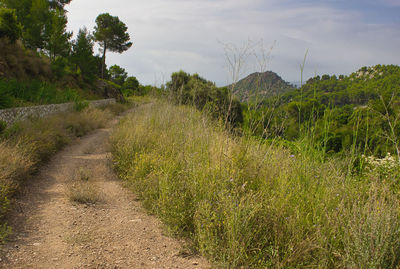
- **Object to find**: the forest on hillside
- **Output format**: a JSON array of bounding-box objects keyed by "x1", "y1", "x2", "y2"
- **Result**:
[{"x1": 0, "y1": 0, "x2": 151, "y2": 109}]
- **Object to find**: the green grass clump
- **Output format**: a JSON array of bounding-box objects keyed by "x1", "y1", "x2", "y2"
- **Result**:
[{"x1": 111, "y1": 101, "x2": 400, "y2": 268}]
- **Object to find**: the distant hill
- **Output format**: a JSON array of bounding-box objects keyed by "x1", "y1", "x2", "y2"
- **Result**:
[{"x1": 229, "y1": 71, "x2": 295, "y2": 102}]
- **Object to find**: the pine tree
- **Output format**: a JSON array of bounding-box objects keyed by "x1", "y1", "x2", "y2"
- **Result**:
[{"x1": 93, "y1": 13, "x2": 132, "y2": 78}]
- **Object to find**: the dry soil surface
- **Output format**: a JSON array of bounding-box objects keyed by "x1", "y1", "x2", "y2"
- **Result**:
[{"x1": 0, "y1": 114, "x2": 210, "y2": 269}]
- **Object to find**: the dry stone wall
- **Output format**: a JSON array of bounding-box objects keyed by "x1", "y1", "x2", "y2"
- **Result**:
[{"x1": 0, "y1": 99, "x2": 116, "y2": 125}]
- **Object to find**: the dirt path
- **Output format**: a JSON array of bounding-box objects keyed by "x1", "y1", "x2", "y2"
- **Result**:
[{"x1": 0, "y1": 114, "x2": 210, "y2": 269}]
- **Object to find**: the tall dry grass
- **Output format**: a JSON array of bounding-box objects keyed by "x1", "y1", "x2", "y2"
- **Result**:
[{"x1": 111, "y1": 101, "x2": 400, "y2": 268}]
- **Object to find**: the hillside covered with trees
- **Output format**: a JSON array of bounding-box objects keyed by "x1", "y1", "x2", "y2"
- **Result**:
[{"x1": 0, "y1": 0, "x2": 146, "y2": 109}]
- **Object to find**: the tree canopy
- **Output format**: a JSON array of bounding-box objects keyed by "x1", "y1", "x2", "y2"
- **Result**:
[
  {"x1": 1, "y1": 0, "x2": 72, "y2": 56},
  {"x1": 94, "y1": 13, "x2": 132, "y2": 78},
  {"x1": 109, "y1": 64, "x2": 127, "y2": 86},
  {"x1": 0, "y1": 8, "x2": 22, "y2": 42},
  {"x1": 71, "y1": 27, "x2": 97, "y2": 82},
  {"x1": 48, "y1": 0, "x2": 72, "y2": 9},
  {"x1": 46, "y1": 8, "x2": 72, "y2": 60}
]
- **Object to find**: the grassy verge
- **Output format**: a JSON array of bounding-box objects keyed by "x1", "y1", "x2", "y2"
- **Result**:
[
  {"x1": 0, "y1": 79, "x2": 102, "y2": 109},
  {"x1": 0, "y1": 102, "x2": 130, "y2": 242},
  {"x1": 111, "y1": 101, "x2": 400, "y2": 268}
]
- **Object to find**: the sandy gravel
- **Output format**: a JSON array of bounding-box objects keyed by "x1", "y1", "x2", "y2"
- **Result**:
[{"x1": 0, "y1": 114, "x2": 210, "y2": 269}]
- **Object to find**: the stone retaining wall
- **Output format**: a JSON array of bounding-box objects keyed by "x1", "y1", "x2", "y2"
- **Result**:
[{"x1": 0, "y1": 99, "x2": 116, "y2": 125}]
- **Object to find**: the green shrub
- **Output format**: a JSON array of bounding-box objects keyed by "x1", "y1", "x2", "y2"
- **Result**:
[
  {"x1": 73, "y1": 99, "x2": 89, "y2": 112},
  {"x1": 166, "y1": 71, "x2": 243, "y2": 127},
  {"x1": 0, "y1": 120, "x2": 6, "y2": 134},
  {"x1": 51, "y1": 57, "x2": 72, "y2": 79},
  {"x1": 122, "y1": 76, "x2": 140, "y2": 97},
  {"x1": 0, "y1": 82, "x2": 14, "y2": 109},
  {"x1": 1, "y1": 121, "x2": 21, "y2": 139},
  {"x1": 0, "y1": 79, "x2": 90, "y2": 107}
]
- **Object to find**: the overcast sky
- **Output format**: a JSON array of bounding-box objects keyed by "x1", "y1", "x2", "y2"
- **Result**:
[{"x1": 66, "y1": 0, "x2": 400, "y2": 86}]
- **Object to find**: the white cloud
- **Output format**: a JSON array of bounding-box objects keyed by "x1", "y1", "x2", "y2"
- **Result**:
[{"x1": 66, "y1": 0, "x2": 400, "y2": 86}]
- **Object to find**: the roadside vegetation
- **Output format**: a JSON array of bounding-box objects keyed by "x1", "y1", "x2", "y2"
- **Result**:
[
  {"x1": 112, "y1": 101, "x2": 400, "y2": 268},
  {"x1": 0, "y1": 102, "x2": 130, "y2": 241}
]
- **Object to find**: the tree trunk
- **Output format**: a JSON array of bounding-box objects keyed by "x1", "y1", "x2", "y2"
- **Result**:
[{"x1": 101, "y1": 42, "x2": 107, "y2": 79}]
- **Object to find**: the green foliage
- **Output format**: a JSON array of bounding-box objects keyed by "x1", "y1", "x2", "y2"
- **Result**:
[
  {"x1": 167, "y1": 70, "x2": 243, "y2": 126},
  {"x1": 0, "y1": 79, "x2": 85, "y2": 106},
  {"x1": 94, "y1": 13, "x2": 132, "y2": 54},
  {"x1": 281, "y1": 65, "x2": 400, "y2": 107},
  {"x1": 103, "y1": 79, "x2": 121, "y2": 90},
  {"x1": 109, "y1": 64, "x2": 127, "y2": 86},
  {"x1": 48, "y1": 0, "x2": 72, "y2": 10},
  {"x1": 45, "y1": 8, "x2": 72, "y2": 60},
  {"x1": 140, "y1": 85, "x2": 157, "y2": 96},
  {"x1": 0, "y1": 1, "x2": 133, "y2": 99},
  {"x1": 0, "y1": 83, "x2": 14, "y2": 109},
  {"x1": 245, "y1": 65, "x2": 400, "y2": 157},
  {"x1": 21, "y1": 0, "x2": 50, "y2": 50},
  {"x1": 93, "y1": 55, "x2": 109, "y2": 79},
  {"x1": 70, "y1": 27, "x2": 98, "y2": 82},
  {"x1": 0, "y1": 8, "x2": 22, "y2": 42},
  {"x1": 0, "y1": 120, "x2": 6, "y2": 133},
  {"x1": 50, "y1": 56, "x2": 70, "y2": 79},
  {"x1": 1, "y1": 0, "x2": 71, "y2": 54},
  {"x1": 94, "y1": 13, "x2": 132, "y2": 78},
  {"x1": 73, "y1": 99, "x2": 89, "y2": 112},
  {"x1": 122, "y1": 76, "x2": 141, "y2": 96}
]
